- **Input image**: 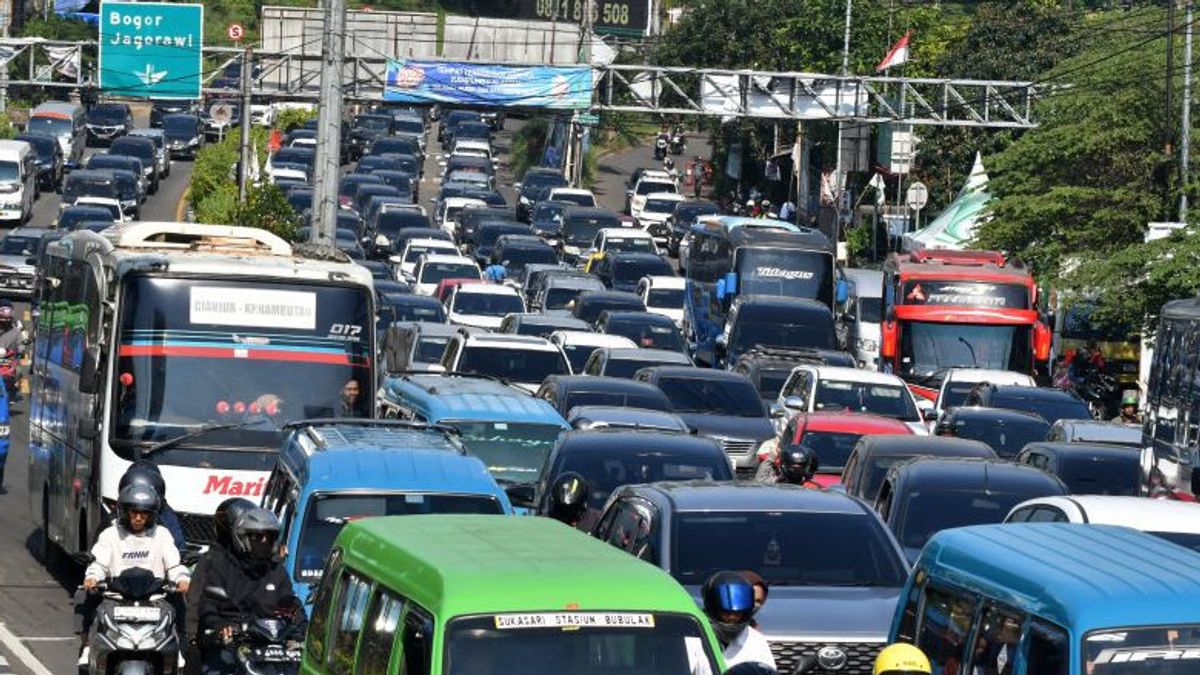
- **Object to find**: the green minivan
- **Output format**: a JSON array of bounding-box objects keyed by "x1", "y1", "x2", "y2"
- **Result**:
[{"x1": 301, "y1": 514, "x2": 725, "y2": 675}]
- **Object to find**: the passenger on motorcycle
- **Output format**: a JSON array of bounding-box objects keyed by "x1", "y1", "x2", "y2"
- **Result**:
[
  {"x1": 78, "y1": 483, "x2": 190, "y2": 665},
  {"x1": 0, "y1": 302, "x2": 23, "y2": 357},
  {"x1": 1113, "y1": 390, "x2": 1141, "y2": 424},
  {"x1": 115, "y1": 459, "x2": 187, "y2": 556},
  {"x1": 755, "y1": 446, "x2": 820, "y2": 487},
  {"x1": 186, "y1": 498, "x2": 256, "y2": 655},
  {"x1": 198, "y1": 507, "x2": 306, "y2": 675},
  {"x1": 701, "y1": 571, "x2": 776, "y2": 669}
]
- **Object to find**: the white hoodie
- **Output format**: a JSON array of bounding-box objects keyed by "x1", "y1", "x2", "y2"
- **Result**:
[{"x1": 84, "y1": 524, "x2": 190, "y2": 584}]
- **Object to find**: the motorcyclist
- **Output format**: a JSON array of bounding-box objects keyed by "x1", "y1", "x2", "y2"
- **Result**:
[
  {"x1": 547, "y1": 471, "x2": 588, "y2": 528},
  {"x1": 755, "y1": 446, "x2": 820, "y2": 487},
  {"x1": 198, "y1": 507, "x2": 305, "y2": 674},
  {"x1": 0, "y1": 302, "x2": 23, "y2": 357},
  {"x1": 117, "y1": 459, "x2": 187, "y2": 556},
  {"x1": 872, "y1": 643, "x2": 932, "y2": 675},
  {"x1": 186, "y1": 498, "x2": 256, "y2": 655},
  {"x1": 702, "y1": 571, "x2": 775, "y2": 669},
  {"x1": 1113, "y1": 390, "x2": 1141, "y2": 424},
  {"x1": 78, "y1": 483, "x2": 190, "y2": 666}
]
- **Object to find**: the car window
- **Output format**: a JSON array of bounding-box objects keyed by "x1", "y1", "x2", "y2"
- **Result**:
[
  {"x1": 330, "y1": 572, "x2": 372, "y2": 675},
  {"x1": 356, "y1": 590, "x2": 403, "y2": 675},
  {"x1": 916, "y1": 584, "x2": 978, "y2": 675}
]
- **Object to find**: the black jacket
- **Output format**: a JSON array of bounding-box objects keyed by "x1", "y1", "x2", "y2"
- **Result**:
[{"x1": 197, "y1": 546, "x2": 306, "y2": 639}]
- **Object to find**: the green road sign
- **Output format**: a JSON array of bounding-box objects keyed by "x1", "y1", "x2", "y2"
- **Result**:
[
  {"x1": 575, "y1": 112, "x2": 600, "y2": 126},
  {"x1": 99, "y1": 1, "x2": 204, "y2": 99}
]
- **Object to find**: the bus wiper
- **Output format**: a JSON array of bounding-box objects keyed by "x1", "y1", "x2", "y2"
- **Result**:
[
  {"x1": 138, "y1": 421, "x2": 265, "y2": 459},
  {"x1": 913, "y1": 367, "x2": 953, "y2": 388},
  {"x1": 957, "y1": 337, "x2": 979, "y2": 368}
]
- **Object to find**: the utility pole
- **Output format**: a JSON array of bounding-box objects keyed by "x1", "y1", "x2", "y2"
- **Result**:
[
  {"x1": 1181, "y1": 0, "x2": 1194, "y2": 223},
  {"x1": 1167, "y1": 0, "x2": 1177, "y2": 159},
  {"x1": 570, "y1": 0, "x2": 594, "y2": 187},
  {"x1": 310, "y1": 0, "x2": 346, "y2": 245},
  {"x1": 238, "y1": 45, "x2": 253, "y2": 202},
  {"x1": 833, "y1": 0, "x2": 852, "y2": 249}
]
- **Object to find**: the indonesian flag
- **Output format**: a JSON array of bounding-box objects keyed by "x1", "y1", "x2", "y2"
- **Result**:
[{"x1": 876, "y1": 30, "x2": 913, "y2": 72}]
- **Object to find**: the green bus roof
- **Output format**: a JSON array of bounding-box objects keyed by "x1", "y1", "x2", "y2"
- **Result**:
[{"x1": 335, "y1": 514, "x2": 704, "y2": 619}]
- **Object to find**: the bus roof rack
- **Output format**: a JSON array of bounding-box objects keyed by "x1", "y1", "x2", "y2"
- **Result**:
[
  {"x1": 104, "y1": 222, "x2": 293, "y2": 256},
  {"x1": 703, "y1": 215, "x2": 802, "y2": 233},
  {"x1": 909, "y1": 248, "x2": 1009, "y2": 267}
]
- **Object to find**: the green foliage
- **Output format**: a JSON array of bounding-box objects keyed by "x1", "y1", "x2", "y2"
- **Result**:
[
  {"x1": 235, "y1": 182, "x2": 301, "y2": 241},
  {"x1": 274, "y1": 107, "x2": 317, "y2": 133},
  {"x1": 511, "y1": 117, "x2": 550, "y2": 181},
  {"x1": 192, "y1": 126, "x2": 274, "y2": 226}
]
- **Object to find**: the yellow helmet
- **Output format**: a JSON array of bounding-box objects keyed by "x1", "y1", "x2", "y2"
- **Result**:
[{"x1": 874, "y1": 643, "x2": 932, "y2": 675}]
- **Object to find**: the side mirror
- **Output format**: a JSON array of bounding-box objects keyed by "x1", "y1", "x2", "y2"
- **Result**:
[
  {"x1": 769, "y1": 403, "x2": 787, "y2": 419},
  {"x1": 204, "y1": 586, "x2": 230, "y2": 601},
  {"x1": 504, "y1": 483, "x2": 535, "y2": 509},
  {"x1": 783, "y1": 395, "x2": 806, "y2": 412}
]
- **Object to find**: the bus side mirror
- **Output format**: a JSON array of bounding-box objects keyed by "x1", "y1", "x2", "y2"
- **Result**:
[
  {"x1": 836, "y1": 279, "x2": 849, "y2": 305},
  {"x1": 880, "y1": 320, "x2": 898, "y2": 359},
  {"x1": 1034, "y1": 321, "x2": 1051, "y2": 361},
  {"x1": 78, "y1": 346, "x2": 101, "y2": 394}
]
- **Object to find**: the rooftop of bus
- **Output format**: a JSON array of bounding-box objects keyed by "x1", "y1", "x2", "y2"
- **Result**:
[
  {"x1": 919, "y1": 523, "x2": 1200, "y2": 633},
  {"x1": 887, "y1": 248, "x2": 1035, "y2": 284},
  {"x1": 692, "y1": 215, "x2": 833, "y2": 250},
  {"x1": 334, "y1": 514, "x2": 703, "y2": 618}
]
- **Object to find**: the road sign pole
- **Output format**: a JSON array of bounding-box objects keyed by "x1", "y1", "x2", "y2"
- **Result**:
[
  {"x1": 238, "y1": 44, "x2": 253, "y2": 202},
  {"x1": 311, "y1": 0, "x2": 346, "y2": 246}
]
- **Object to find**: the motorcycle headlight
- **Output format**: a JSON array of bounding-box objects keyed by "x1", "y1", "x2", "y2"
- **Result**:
[{"x1": 857, "y1": 338, "x2": 878, "y2": 352}]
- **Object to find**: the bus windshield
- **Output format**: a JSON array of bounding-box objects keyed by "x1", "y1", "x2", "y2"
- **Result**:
[
  {"x1": 1085, "y1": 626, "x2": 1200, "y2": 674},
  {"x1": 900, "y1": 321, "x2": 1033, "y2": 387},
  {"x1": 736, "y1": 248, "x2": 833, "y2": 305},
  {"x1": 28, "y1": 116, "x2": 72, "y2": 138},
  {"x1": 112, "y1": 277, "x2": 373, "y2": 457}
]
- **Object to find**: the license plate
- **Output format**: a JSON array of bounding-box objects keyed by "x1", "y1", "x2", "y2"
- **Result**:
[
  {"x1": 113, "y1": 606, "x2": 161, "y2": 622},
  {"x1": 251, "y1": 647, "x2": 301, "y2": 662}
]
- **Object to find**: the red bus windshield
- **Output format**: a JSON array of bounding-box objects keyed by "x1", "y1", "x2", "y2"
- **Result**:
[{"x1": 900, "y1": 321, "x2": 1033, "y2": 388}]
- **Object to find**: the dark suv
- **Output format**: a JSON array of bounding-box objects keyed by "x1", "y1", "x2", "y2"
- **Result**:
[
  {"x1": 86, "y1": 103, "x2": 133, "y2": 146},
  {"x1": 963, "y1": 384, "x2": 1091, "y2": 425}
]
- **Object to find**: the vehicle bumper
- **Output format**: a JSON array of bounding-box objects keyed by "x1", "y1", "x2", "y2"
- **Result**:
[
  {"x1": 0, "y1": 206, "x2": 23, "y2": 221},
  {"x1": 0, "y1": 274, "x2": 34, "y2": 296}
]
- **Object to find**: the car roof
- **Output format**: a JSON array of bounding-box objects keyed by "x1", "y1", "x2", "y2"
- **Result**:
[
  {"x1": 381, "y1": 375, "x2": 569, "y2": 426},
  {"x1": 921, "y1": 523, "x2": 1200, "y2": 632},
  {"x1": 987, "y1": 385, "x2": 1080, "y2": 401},
  {"x1": 602, "y1": 310, "x2": 674, "y2": 324},
  {"x1": 634, "y1": 480, "x2": 870, "y2": 514},
  {"x1": 736, "y1": 295, "x2": 832, "y2": 314},
  {"x1": 1019, "y1": 442, "x2": 1140, "y2": 461},
  {"x1": 1009, "y1": 496, "x2": 1200, "y2": 534},
  {"x1": 605, "y1": 348, "x2": 692, "y2": 363},
  {"x1": 943, "y1": 368, "x2": 1037, "y2": 386},
  {"x1": 544, "y1": 375, "x2": 666, "y2": 395},
  {"x1": 556, "y1": 429, "x2": 722, "y2": 457},
  {"x1": 856, "y1": 435, "x2": 997, "y2": 458},
  {"x1": 798, "y1": 411, "x2": 915, "y2": 435},
  {"x1": 608, "y1": 252, "x2": 668, "y2": 263},
  {"x1": 455, "y1": 284, "x2": 521, "y2": 296},
  {"x1": 549, "y1": 331, "x2": 637, "y2": 349},
  {"x1": 946, "y1": 406, "x2": 1051, "y2": 424},
  {"x1": 640, "y1": 365, "x2": 751, "y2": 381},
  {"x1": 641, "y1": 275, "x2": 685, "y2": 289},
  {"x1": 565, "y1": 406, "x2": 687, "y2": 431},
  {"x1": 794, "y1": 364, "x2": 906, "y2": 385},
  {"x1": 891, "y1": 457, "x2": 1066, "y2": 492}
]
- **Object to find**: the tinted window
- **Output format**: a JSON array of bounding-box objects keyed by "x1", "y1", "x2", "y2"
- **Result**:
[
  {"x1": 941, "y1": 414, "x2": 1050, "y2": 459},
  {"x1": 563, "y1": 215, "x2": 618, "y2": 244},
  {"x1": 419, "y1": 262, "x2": 479, "y2": 285},
  {"x1": 612, "y1": 257, "x2": 673, "y2": 286},
  {"x1": 379, "y1": 298, "x2": 445, "y2": 325},
  {"x1": 990, "y1": 391, "x2": 1091, "y2": 425},
  {"x1": 562, "y1": 390, "x2": 671, "y2": 412},
  {"x1": 647, "y1": 288, "x2": 684, "y2": 309},
  {"x1": 357, "y1": 591, "x2": 402, "y2": 675},
  {"x1": 452, "y1": 292, "x2": 524, "y2": 317},
  {"x1": 794, "y1": 431, "x2": 864, "y2": 472},
  {"x1": 813, "y1": 380, "x2": 919, "y2": 422},
  {"x1": 448, "y1": 421, "x2": 564, "y2": 485},
  {"x1": 917, "y1": 585, "x2": 977, "y2": 675},
  {"x1": 458, "y1": 346, "x2": 568, "y2": 383},
  {"x1": 604, "y1": 356, "x2": 687, "y2": 379},
  {"x1": 730, "y1": 311, "x2": 837, "y2": 353},
  {"x1": 1056, "y1": 453, "x2": 1140, "y2": 495},
  {"x1": 656, "y1": 376, "x2": 763, "y2": 417},
  {"x1": 559, "y1": 445, "x2": 731, "y2": 510},
  {"x1": 897, "y1": 489, "x2": 1055, "y2": 551},
  {"x1": 672, "y1": 511, "x2": 907, "y2": 586},
  {"x1": 605, "y1": 316, "x2": 685, "y2": 352},
  {"x1": 88, "y1": 105, "x2": 127, "y2": 124}
]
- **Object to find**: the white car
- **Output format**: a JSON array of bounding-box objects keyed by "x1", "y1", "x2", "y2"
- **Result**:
[
  {"x1": 250, "y1": 103, "x2": 276, "y2": 126},
  {"x1": 547, "y1": 187, "x2": 597, "y2": 208},
  {"x1": 583, "y1": 227, "x2": 658, "y2": 260},
  {"x1": 934, "y1": 368, "x2": 1037, "y2": 420},
  {"x1": 548, "y1": 330, "x2": 637, "y2": 374},
  {"x1": 450, "y1": 139, "x2": 495, "y2": 164},
  {"x1": 1004, "y1": 496, "x2": 1200, "y2": 551},
  {"x1": 441, "y1": 332, "x2": 570, "y2": 393},
  {"x1": 637, "y1": 275, "x2": 685, "y2": 328},
  {"x1": 437, "y1": 196, "x2": 487, "y2": 237},
  {"x1": 412, "y1": 253, "x2": 481, "y2": 296},
  {"x1": 843, "y1": 268, "x2": 883, "y2": 371},
  {"x1": 627, "y1": 176, "x2": 678, "y2": 220},
  {"x1": 73, "y1": 196, "x2": 129, "y2": 222},
  {"x1": 445, "y1": 283, "x2": 526, "y2": 330},
  {"x1": 636, "y1": 192, "x2": 685, "y2": 244},
  {"x1": 395, "y1": 238, "x2": 459, "y2": 281},
  {"x1": 775, "y1": 365, "x2": 929, "y2": 435}
]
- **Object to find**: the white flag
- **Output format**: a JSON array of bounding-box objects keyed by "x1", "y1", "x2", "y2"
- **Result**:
[{"x1": 868, "y1": 173, "x2": 886, "y2": 206}]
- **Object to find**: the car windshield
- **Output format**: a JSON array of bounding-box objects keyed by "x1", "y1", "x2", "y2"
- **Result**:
[
  {"x1": 1056, "y1": 454, "x2": 1140, "y2": 495},
  {"x1": 445, "y1": 421, "x2": 565, "y2": 485},
  {"x1": 792, "y1": 431, "x2": 866, "y2": 472},
  {"x1": 420, "y1": 262, "x2": 479, "y2": 285},
  {"x1": 458, "y1": 346, "x2": 567, "y2": 384},
  {"x1": 902, "y1": 322, "x2": 1033, "y2": 386},
  {"x1": 525, "y1": 172, "x2": 567, "y2": 189},
  {"x1": 445, "y1": 614, "x2": 719, "y2": 675},
  {"x1": 563, "y1": 390, "x2": 670, "y2": 412},
  {"x1": 755, "y1": 368, "x2": 791, "y2": 399},
  {"x1": 404, "y1": 244, "x2": 454, "y2": 264},
  {"x1": 379, "y1": 298, "x2": 444, "y2": 325},
  {"x1": 673, "y1": 511, "x2": 908, "y2": 587},
  {"x1": 64, "y1": 176, "x2": 117, "y2": 200},
  {"x1": 563, "y1": 447, "x2": 729, "y2": 511},
  {"x1": 613, "y1": 258, "x2": 673, "y2": 285},
  {"x1": 88, "y1": 106, "x2": 126, "y2": 124},
  {"x1": 59, "y1": 209, "x2": 111, "y2": 230},
  {"x1": 656, "y1": 377, "x2": 763, "y2": 417},
  {"x1": 898, "y1": 489, "x2": 1043, "y2": 550},
  {"x1": 564, "y1": 216, "x2": 617, "y2": 245},
  {"x1": 295, "y1": 492, "x2": 503, "y2": 582},
  {"x1": 561, "y1": 344, "x2": 602, "y2": 373},
  {"x1": 556, "y1": 192, "x2": 596, "y2": 207},
  {"x1": 354, "y1": 116, "x2": 391, "y2": 132},
  {"x1": 859, "y1": 296, "x2": 883, "y2": 323},
  {"x1": 546, "y1": 286, "x2": 592, "y2": 310},
  {"x1": 1084, "y1": 626, "x2": 1200, "y2": 675},
  {"x1": 647, "y1": 288, "x2": 684, "y2": 309},
  {"x1": 0, "y1": 161, "x2": 18, "y2": 183},
  {"x1": 28, "y1": 116, "x2": 72, "y2": 137},
  {"x1": 376, "y1": 212, "x2": 429, "y2": 236},
  {"x1": 941, "y1": 415, "x2": 1049, "y2": 460},
  {"x1": 814, "y1": 380, "x2": 919, "y2": 422},
  {"x1": 644, "y1": 198, "x2": 681, "y2": 214},
  {"x1": 395, "y1": 119, "x2": 424, "y2": 134},
  {"x1": 636, "y1": 180, "x2": 675, "y2": 196},
  {"x1": 991, "y1": 392, "x2": 1090, "y2": 425},
  {"x1": 0, "y1": 236, "x2": 35, "y2": 255},
  {"x1": 452, "y1": 292, "x2": 524, "y2": 317},
  {"x1": 500, "y1": 246, "x2": 557, "y2": 271},
  {"x1": 606, "y1": 318, "x2": 685, "y2": 352},
  {"x1": 730, "y1": 315, "x2": 836, "y2": 353},
  {"x1": 736, "y1": 248, "x2": 834, "y2": 304},
  {"x1": 606, "y1": 237, "x2": 656, "y2": 254},
  {"x1": 163, "y1": 116, "x2": 199, "y2": 135}
]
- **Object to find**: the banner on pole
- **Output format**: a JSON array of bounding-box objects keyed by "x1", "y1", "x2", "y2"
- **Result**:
[{"x1": 384, "y1": 59, "x2": 593, "y2": 110}]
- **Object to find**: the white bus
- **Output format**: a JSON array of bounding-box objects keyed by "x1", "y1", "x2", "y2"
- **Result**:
[{"x1": 28, "y1": 222, "x2": 375, "y2": 562}]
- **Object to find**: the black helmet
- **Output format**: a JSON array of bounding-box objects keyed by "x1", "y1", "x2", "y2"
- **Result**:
[
  {"x1": 232, "y1": 507, "x2": 281, "y2": 561},
  {"x1": 548, "y1": 472, "x2": 588, "y2": 526},
  {"x1": 701, "y1": 571, "x2": 754, "y2": 646},
  {"x1": 780, "y1": 446, "x2": 818, "y2": 484},
  {"x1": 117, "y1": 483, "x2": 161, "y2": 530},
  {"x1": 119, "y1": 460, "x2": 166, "y2": 500},
  {"x1": 214, "y1": 497, "x2": 256, "y2": 550}
]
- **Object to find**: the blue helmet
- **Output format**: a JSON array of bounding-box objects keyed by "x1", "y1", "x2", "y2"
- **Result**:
[{"x1": 701, "y1": 570, "x2": 754, "y2": 617}]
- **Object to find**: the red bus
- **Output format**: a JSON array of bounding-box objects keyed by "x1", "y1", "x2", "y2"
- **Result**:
[{"x1": 879, "y1": 249, "x2": 1051, "y2": 400}]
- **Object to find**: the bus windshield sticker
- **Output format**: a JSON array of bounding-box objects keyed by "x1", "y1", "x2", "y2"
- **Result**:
[
  {"x1": 752, "y1": 267, "x2": 814, "y2": 281},
  {"x1": 902, "y1": 281, "x2": 1029, "y2": 309},
  {"x1": 189, "y1": 287, "x2": 317, "y2": 330},
  {"x1": 494, "y1": 613, "x2": 656, "y2": 630},
  {"x1": 1093, "y1": 647, "x2": 1200, "y2": 664}
]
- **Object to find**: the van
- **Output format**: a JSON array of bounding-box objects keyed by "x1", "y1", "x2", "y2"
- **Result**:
[
  {"x1": 302, "y1": 515, "x2": 725, "y2": 675},
  {"x1": 0, "y1": 140, "x2": 38, "y2": 223},
  {"x1": 260, "y1": 420, "x2": 512, "y2": 605},
  {"x1": 891, "y1": 523, "x2": 1200, "y2": 675},
  {"x1": 27, "y1": 101, "x2": 86, "y2": 168},
  {"x1": 843, "y1": 268, "x2": 884, "y2": 370}
]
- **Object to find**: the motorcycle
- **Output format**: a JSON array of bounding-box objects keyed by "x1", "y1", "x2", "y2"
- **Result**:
[
  {"x1": 203, "y1": 587, "x2": 303, "y2": 675},
  {"x1": 654, "y1": 134, "x2": 669, "y2": 161},
  {"x1": 82, "y1": 568, "x2": 181, "y2": 675},
  {"x1": 670, "y1": 128, "x2": 685, "y2": 155},
  {"x1": 0, "y1": 349, "x2": 17, "y2": 397},
  {"x1": 1078, "y1": 371, "x2": 1118, "y2": 420}
]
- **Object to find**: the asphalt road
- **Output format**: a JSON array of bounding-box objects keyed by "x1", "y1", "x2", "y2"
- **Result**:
[{"x1": 589, "y1": 132, "x2": 713, "y2": 215}]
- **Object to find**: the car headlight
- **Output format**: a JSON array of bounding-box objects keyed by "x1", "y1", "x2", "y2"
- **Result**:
[
  {"x1": 857, "y1": 338, "x2": 878, "y2": 352},
  {"x1": 0, "y1": 425, "x2": 10, "y2": 437},
  {"x1": 519, "y1": 195, "x2": 531, "y2": 205}
]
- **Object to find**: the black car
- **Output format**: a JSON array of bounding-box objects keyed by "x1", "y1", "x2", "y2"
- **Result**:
[
  {"x1": 933, "y1": 406, "x2": 1053, "y2": 459},
  {"x1": 109, "y1": 136, "x2": 160, "y2": 194},
  {"x1": 357, "y1": 260, "x2": 394, "y2": 282},
  {"x1": 1014, "y1": 442, "x2": 1142, "y2": 496},
  {"x1": 149, "y1": 99, "x2": 196, "y2": 128},
  {"x1": 161, "y1": 114, "x2": 204, "y2": 159},
  {"x1": 530, "y1": 200, "x2": 571, "y2": 239},
  {"x1": 15, "y1": 132, "x2": 63, "y2": 192},
  {"x1": 86, "y1": 103, "x2": 133, "y2": 146},
  {"x1": 516, "y1": 168, "x2": 569, "y2": 222},
  {"x1": 526, "y1": 429, "x2": 733, "y2": 529},
  {"x1": 633, "y1": 366, "x2": 776, "y2": 474},
  {"x1": 665, "y1": 200, "x2": 719, "y2": 256},
  {"x1": 963, "y1": 384, "x2": 1092, "y2": 425},
  {"x1": 498, "y1": 313, "x2": 590, "y2": 339},
  {"x1": 349, "y1": 114, "x2": 394, "y2": 159},
  {"x1": 535, "y1": 375, "x2": 673, "y2": 418},
  {"x1": 378, "y1": 292, "x2": 446, "y2": 329},
  {"x1": 457, "y1": 207, "x2": 518, "y2": 251},
  {"x1": 560, "y1": 207, "x2": 623, "y2": 263},
  {"x1": 731, "y1": 347, "x2": 857, "y2": 402},
  {"x1": 55, "y1": 204, "x2": 116, "y2": 231},
  {"x1": 492, "y1": 237, "x2": 558, "y2": 276},
  {"x1": 571, "y1": 290, "x2": 646, "y2": 324},
  {"x1": 595, "y1": 310, "x2": 686, "y2": 353},
  {"x1": 471, "y1": 222, "x2": 533, "y2": 266},
  {"x1": 581, "y1": 347, "x2": 693, "y2": 379},
  {"x1": 591, "y1": 252, "x2": 674, "y2": 293},
  {"x1": 840, "y1": 435, "x2": 997, "y2": 503},
  {"x1": 874, "y1": 457, "x2": 1067, "y2": 563},
  {"x1": 715, "y1": 296, "x2": 840, "y2": 369},
  {"x1": 373, "y1": 210, "x2": 433, "y2": 249},
  {"x1": 61, "y1": 170, "x2": 119, "y2": 207}
]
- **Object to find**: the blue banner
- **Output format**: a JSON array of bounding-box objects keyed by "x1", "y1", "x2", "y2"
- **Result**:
[{"x1": 384, "y1": 59, "x2": 593, "y2": 110}]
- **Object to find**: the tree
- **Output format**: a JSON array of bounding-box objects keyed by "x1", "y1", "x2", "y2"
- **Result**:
[{"x1": 235, "y1": 183, "x2": 301, "y2": 241}]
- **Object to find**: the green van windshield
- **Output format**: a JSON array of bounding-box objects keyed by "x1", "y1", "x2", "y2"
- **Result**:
[{"x1": 444, "y1": 612, "x2": 718, "y2": 675}]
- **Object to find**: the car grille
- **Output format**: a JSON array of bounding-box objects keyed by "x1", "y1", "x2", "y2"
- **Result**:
[
  {"x1": 719, "y1": 438, "x2": 757, "y2": 456},
  {"x1": 178, "y1": 512, "x2": 216, "y2": 543},
  {"x1": 771, "y1": 640, "x2": 881, "y2": 674}
]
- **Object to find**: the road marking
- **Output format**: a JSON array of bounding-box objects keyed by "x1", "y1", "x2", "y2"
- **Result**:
[
  {"x1": 16, "y1": 637, "x2": 74, "y2": 642},
  {"x1": 176, "y1": 185, "x2": 190, "y2": 222},
  {"x1": 0, "y1": 624, "x2": 53, "y2": 675}
]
